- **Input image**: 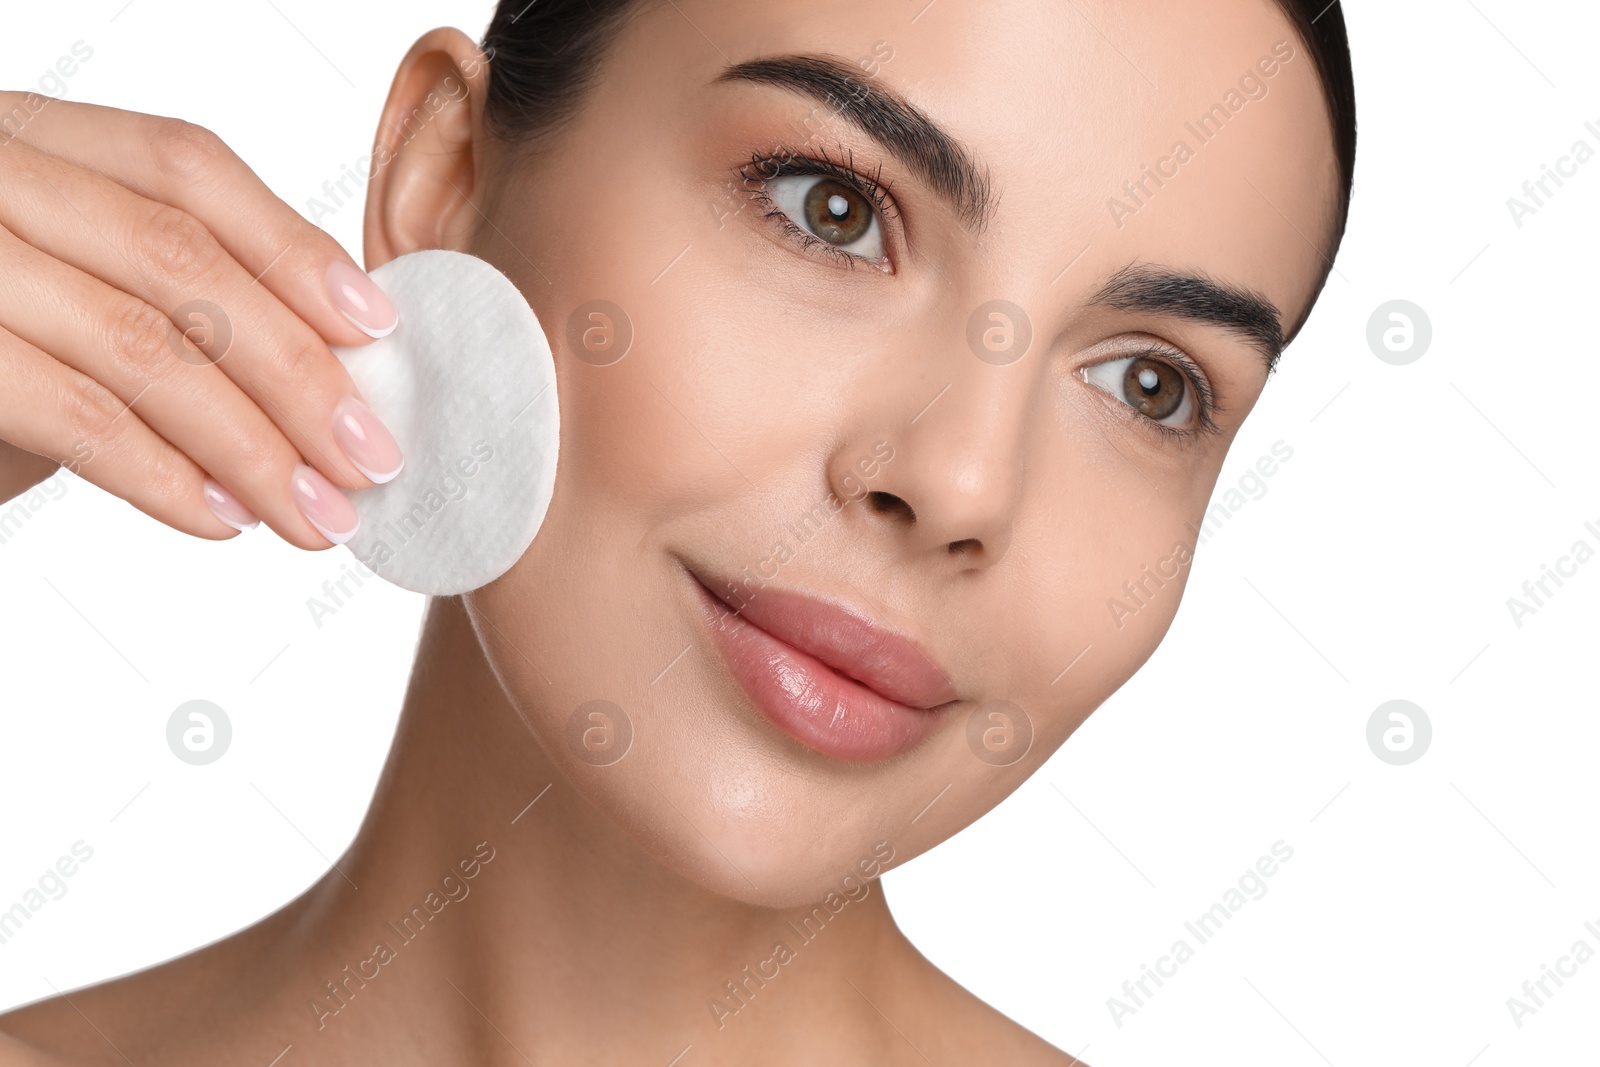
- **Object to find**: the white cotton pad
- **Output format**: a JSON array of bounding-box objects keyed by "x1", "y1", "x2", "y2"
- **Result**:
[{"x1": 328, "y1": 249, "x2": 558, "y2": 596}]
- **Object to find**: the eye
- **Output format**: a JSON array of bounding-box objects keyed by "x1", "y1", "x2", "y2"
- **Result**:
[
  {"x1": 739, "y1": 149, "x2": 894, "y2": 270},
  {"x1": 1081, "y1": 353, "x2": 1202, "y2": 429},
  {"x1": 766, "y1": 174, "x2": 885, "y2": 261}
]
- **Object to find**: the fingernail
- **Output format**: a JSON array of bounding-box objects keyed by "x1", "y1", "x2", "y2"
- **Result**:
[
  {"x1": 326, "y1": 260, "x2": 398, "y2": 339},
  {"x1": 290, "y1": 463, "x2": 360, "y2": 545},
  {"x1": 203, "y1": 478, "x2": 260, "y2": 532},
  {"x1": 332, "y1": 395, "x2": 405, "y2": 484}
]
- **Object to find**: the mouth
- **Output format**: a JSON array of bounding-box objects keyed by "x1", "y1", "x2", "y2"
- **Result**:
[{"x1": 682, "y1": 560, "x2": 959, "y2": 763}]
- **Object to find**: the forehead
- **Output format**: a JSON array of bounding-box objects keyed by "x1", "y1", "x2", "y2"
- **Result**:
[{"x1": 627, "y1": 0, "x2": 1339, "y2": 332}]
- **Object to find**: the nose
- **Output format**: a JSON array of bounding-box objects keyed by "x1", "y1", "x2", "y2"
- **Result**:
[{"x1": 831, "y1": 356, "x2": 1030, "y2": 567}]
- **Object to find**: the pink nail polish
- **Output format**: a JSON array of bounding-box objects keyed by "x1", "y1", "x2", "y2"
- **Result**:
[
  {"x1": 326, "y1": 260, "x2": 398, "y2": 339},
  {"x1": 290, "y1": 464, "x2": 360, "y2": 545},
  {"x1": 203, "y1": 478, "x2": 259, "y2": 532},
  {"x1": 332, "y1": 395, "x2": 405, "y2": 484}
]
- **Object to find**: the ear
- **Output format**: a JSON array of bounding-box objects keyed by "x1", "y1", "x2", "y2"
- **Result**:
[{"x1": 362, "y1": 27, "x2": 495, "y2": 267}]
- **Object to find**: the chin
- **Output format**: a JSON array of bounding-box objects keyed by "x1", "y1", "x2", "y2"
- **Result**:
[{"x1": 558, "y1": 726, "x2": 914, "y2": 909}]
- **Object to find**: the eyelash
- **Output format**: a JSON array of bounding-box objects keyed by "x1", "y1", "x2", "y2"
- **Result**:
[
  {"x1": 738, "y1": 144, "x2": 898, "y2": 270},
  {"x1": 1092, "y1": 343, "x2": 1223, "y2": 441}
]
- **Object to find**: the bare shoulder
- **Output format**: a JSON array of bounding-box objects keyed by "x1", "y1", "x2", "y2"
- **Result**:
[
  {"x1": 0, "y1": 917, "x2": 281, "y2": 1066},
  {"x1": 901, "y1": 947, "x2": 1089, "y2": 1066},
  {"x1": 0, "y1": 973, "x2": 166, "y2": 1066},
  {"x1": 0, "y1": 1025, "x2": 78, "y2": 1067},
  {"x1": 0, "y1": 882, "x2": 318, "y2": 1065}
]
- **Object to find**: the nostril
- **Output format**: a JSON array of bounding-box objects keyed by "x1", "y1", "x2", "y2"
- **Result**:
[
  {"x1": 947, "y1": 537, "x2": 981, "y2": 556},
  {"x1": 866, "y1": 490, "x2": 914, "y2": 521}
]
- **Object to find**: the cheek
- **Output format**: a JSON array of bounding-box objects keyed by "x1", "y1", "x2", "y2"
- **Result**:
[
  {"x1": 901, "y1": 485, "x2": 1206, "y2": 849},
  {"x1": 1073, "y1": 483, "x2": 1208, "y2": 679},
  {"x1": 970, "y1": 445, "x2": 1216, "y2": 746},
  {"x1": 498, "y1": 208, "x2": 818, "y2": 532},
  {"x1": 547, "y1": 285, "x2": 826, "y2": 547},
  {"x1": 898, "y1": 561, "x2": 1196, "y2": 864}
]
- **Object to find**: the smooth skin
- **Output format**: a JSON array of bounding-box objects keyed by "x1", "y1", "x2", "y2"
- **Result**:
[{"x1": 0, "y1": 0, "x2": 1338, "y2": 1063}]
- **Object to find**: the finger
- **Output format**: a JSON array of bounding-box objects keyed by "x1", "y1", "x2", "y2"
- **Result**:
[
  {"x1": 0, "y1": 223, "x2": 353, "y2": 551},
  {"x1": 0, "y1": 138, "x2": 404, "y2": 498},
  {"x1": 0, "y1": 321, "x2": 249, "y2": 541},
  {"x1": 0, "y1": 93, "x2": 398, "y2": 347}
]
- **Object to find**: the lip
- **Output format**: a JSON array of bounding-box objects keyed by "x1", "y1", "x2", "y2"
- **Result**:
[{"x1": 684, "y1": 562, "x2": 959, "y2": 763}]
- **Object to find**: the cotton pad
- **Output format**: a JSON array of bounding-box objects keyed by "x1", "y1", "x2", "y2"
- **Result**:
[{"x1": 329, "y1": 249, "x2": 558, "y2": 596}]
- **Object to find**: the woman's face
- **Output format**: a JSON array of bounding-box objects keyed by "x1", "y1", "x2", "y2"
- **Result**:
[{"x1": 454, "y1": 0, "x2": 1337, "y2": 906}]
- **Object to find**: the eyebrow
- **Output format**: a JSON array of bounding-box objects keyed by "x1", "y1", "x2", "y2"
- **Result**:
[
  {"x1": 712, "y1": 53, "x2": 995, "y2": 232},
  {"x1": 1088, "y1": 264, "x2": 1286, "y2": 372}
]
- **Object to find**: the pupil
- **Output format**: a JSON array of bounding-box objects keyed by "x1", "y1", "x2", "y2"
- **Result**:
[
  {"x1": 804, "y1": 178, "x2": 871, "y2": 246},
  {"x1": 1122, "y1": 357, "x2": 1184, "y2": 421}
]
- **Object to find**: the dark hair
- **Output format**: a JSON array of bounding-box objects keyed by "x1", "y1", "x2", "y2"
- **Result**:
[
  {"x1": 1268, "y1": 2, "x2": 1357, "y2": 340},
  {"x1": 480, "y1": 0, "x2": 638, "y2": 151},
  {"x1": 480, "y1": 0, "x2": 1355, "y2": 340}
]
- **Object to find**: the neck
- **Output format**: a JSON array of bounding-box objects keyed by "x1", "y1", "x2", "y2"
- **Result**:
[{"x1": 276, "y1": 594, "x2": 928, "y2": 1064}]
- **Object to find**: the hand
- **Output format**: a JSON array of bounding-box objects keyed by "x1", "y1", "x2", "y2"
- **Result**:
[{"x1": 0, "y1": 93, "x2": 405, "y2": 548}]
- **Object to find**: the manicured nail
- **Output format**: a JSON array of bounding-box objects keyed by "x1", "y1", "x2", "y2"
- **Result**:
[
  {"x1": 332, "y1": 395, "x2": 405, "y2": 484},
  {"x1": 290, "y1": 463, "x2": 359, "y2": 545},
  {"x1": 202, "y1": 478, "x2": 259, "y2": 532},
  {"x1": 326, "y1": 260, "x2": 398, "y2": 339}
]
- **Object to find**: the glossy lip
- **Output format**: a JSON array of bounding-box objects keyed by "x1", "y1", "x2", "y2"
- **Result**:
[{"x1": 684, "y1": 561, "x2": 959, "y2": 763}]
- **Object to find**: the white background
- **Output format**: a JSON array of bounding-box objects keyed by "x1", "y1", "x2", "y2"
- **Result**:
[{"x1": 2, "y1": 2, "x2": 1596, "y2": 1064}]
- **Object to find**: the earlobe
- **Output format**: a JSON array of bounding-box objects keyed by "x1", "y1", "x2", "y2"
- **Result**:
[{"x1": 362, "y1": 27, "x2": 494, "y2": 268}]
